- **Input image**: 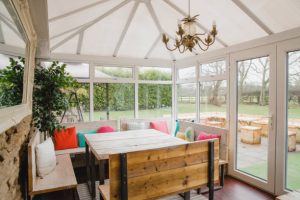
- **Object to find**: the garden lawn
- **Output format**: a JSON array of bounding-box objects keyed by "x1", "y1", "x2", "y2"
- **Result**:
[
  {"x1": 240, "y1": 152, "x2": 300, "y2": 190},
  {"x1": 83, "y1": 103, "x2": 300, "y2": 120}
]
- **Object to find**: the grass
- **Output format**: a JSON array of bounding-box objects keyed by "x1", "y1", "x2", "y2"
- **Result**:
[
  {"x1": 82, "y1": 103, "x2": 300, "y2": 120},
  {"x1": 240, "y1": 152, "x2": 300, "y2": 190}
]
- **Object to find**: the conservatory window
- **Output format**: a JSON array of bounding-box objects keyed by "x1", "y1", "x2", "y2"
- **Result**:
[
  {"x1": 95, "y1": 66, "x2": 133, "y2": 79},
  {"x1": 200, "y1": 60, "x2": 226, "y2": 77},
  {"x1": 177, "y1": 66, "x2": 196, "y2": 81},
  {"x1": 199, "y1": 60, "x2": 228, "y2": 128},
  {"x1": 139, "y1": 67, "x2": 172, "y2": 81},
  {"x1": 177, "y1": 83, "x2": 197, "y2": 120},
  {"x1": 93, "y1": 83, "x2": 135, "y2": 120},
  {"x1": 138, "y1": 84, "x2": 172, "y2": 119},
  {"x1": 0, "y1": 54, "x2": 22, "y2": 109},
  {"x1": 41, "y1": 61, "x2": 89, "y2": 79}
]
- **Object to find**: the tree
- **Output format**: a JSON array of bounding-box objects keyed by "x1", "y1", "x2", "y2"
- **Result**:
[
  {"x1": 201, "y1": 61, "x2": 225, "y2": 106},
  {"x1": 238, "y1": 60, "x2": 252, "y2": 102},
  {"x1": 0, "y1": 57, "x2": 24, "y2": 108},
  {"x1": 251, "y1": 58, "x2": 270, "y2": 106},
  {"x1": 33, "y1": 61, "x2": 77, "y2": 136}
]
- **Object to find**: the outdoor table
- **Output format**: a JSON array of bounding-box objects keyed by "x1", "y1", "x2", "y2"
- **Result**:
[
  {"x1": 252, "y1": 119, "x2": 269, "y2": 137},
  {"x1": 288, "y1": 121, "x2": 300, "y2": 143},
  {"x1": 84, "y1": 129, "x2": 188, "y2": 199}
]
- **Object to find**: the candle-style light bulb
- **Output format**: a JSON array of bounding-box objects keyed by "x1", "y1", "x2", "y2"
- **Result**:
[{"x1": 212, "y1": 20, "x2": 216, "y2": 27}]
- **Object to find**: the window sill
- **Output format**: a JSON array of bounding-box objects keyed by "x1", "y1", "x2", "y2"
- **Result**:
[{"x1": 0, "y1": 104, "x2": 31, "y2": 134}]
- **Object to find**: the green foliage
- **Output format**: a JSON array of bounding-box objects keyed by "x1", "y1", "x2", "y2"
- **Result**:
[
  {"x1": 33, "y1": 61, "x2": 77, "y2": 135},
  {"x1": 139, "y1": 69, "x2": 171, "y2": 81},
  {"x1": 0, "y1": 57, "x2": 24, "y2": 108}
]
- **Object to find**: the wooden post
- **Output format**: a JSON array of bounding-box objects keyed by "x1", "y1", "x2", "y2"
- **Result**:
[
  {"x1": 85, "y1": 143, "x2": 90, "y2": 192},
  {"x1": 91, "y1": 152, "x2": 96, "y2": 199},
  {"x1": 208, "y1": 141, "x2": 214, "y2": 200},
  {"x1": 120, "y1": 153, "x2": 128, "y2": 200}
]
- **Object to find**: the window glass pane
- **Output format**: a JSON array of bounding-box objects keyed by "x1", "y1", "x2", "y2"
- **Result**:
[
  {"x1": 138, "y1": 84, "x2": 172, "y2": 119},
  {"x1": 60, "y1": 83, "x2": 90, "y2": 122},
  {"x1": 236, "y1": 56, "x2": 270, "y2": 181},
  {"x1": 41, "y1": 61, "x2": 89, "y2": 78},
  {"x1": 0, "y1": 55, "x2": 23, "y2": 109},
  {"x1": 95, "y1": 66, "x2": 133, "y2": 79},
  {"x1": 200, "y1": 60, "x2": 226, "y2": 76},
  {"x1": 177, "y1": 83, "x2": 196, "y2": 120},
  {"x1": 177, "y1": 66, "x2": 196, "y2": 80},
  {"x1": 199, "y1": 80, "x2": 227, "y2": 127},
  {"x1": 139, "y1": 67, "x2": 172, "y2": 81},
  {"x1": 287, "y1": 50, "x2": 300, "y2": 190},
  {"x1": 93, "y1": 83, "x2": 134, "y2": 120}
]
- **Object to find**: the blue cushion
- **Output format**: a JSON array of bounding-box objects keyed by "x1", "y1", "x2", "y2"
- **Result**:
[
  {"x1": 174, "y1": 120, "x2": 180, "y2": 136},
  {"x1": 77, "y1": 130, "x2": 97, "y2": 147}
]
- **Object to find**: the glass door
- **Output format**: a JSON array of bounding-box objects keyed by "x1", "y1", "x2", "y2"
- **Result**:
[
  {"x1": 276, "y1": 38, "x2": 300, "y2": 195},
  {"x1": 285, "y1": 50, "x2": 300, "y2": 191},
  {"x1": 229, "y1": 45, "x2": 276, "y2": 193}
]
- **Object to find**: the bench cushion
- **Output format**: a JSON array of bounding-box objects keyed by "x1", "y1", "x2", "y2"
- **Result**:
[
  {"x1": 32, "y1": 154, "x2": 77, "y2": 195},
  {"x1": 54, "y1": 127, "x2": 78, "y2": 150},
  {"x1": 35, "y1": 138, "x2": 56, "y2": 178},
  {"x1": 77, "y1": 130, "x2": 96, "y2": 147},
  {"x1": 150, "y1": 121, "x2": 169, "y2": 134}
]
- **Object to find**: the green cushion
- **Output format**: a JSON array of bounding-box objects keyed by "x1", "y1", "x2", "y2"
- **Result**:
[
  {"x1": 174, "y1": 120, "x2": 180, "y2": 136},
  {"x1": 77, "y1": 130, "x2": 97, "y2": 147}
]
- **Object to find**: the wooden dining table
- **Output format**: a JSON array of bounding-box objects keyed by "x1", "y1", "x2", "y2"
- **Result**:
[{"x1": 84, "y1": 129, "x2": 188, "y2": 199}]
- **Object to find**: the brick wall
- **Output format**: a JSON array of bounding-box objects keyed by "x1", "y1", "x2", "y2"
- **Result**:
[{"x1": 0, "y1": 116, "x2": 32, "y2": 200}]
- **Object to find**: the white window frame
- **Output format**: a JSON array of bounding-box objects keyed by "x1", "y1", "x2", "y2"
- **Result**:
[{"x1": 197, "y1": 56, "x2": 230, "y2": 129}]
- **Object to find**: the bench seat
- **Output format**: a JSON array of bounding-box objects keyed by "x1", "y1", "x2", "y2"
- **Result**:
[
  {"x1": 55, "y1": 147, "x2": 85, "y2": 156},
  {"x1": 99, "y1": 184, "x2": 110, "y2": 200},
  {"x1": 31, "y1": 154, "x2": 77, "y2": 196}
]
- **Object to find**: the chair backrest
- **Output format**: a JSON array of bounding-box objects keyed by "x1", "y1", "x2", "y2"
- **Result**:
[
  {"x1": 61, "y1": 120, "x2": 119, "y2": 132},
  {"x1": 108, "y1": 140, "x2": 219, "y2": 200},
  {"x1": 180, "y1": 121, "x2": 229, "y2": 161},
  {"x1": 28, "y1": 130, "x2": 40, "y2": 195},
  {"x1": 120, "y1": 118, "x2": 171, "y2": 132}
]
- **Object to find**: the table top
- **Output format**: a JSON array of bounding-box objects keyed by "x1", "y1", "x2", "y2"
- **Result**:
[{"x1": 85, "y1": 129, "x2": 188, "y2": 160}]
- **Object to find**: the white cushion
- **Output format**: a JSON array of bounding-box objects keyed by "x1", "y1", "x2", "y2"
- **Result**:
[
  {"x1": 35, "y1": 138, "x2": 57, "y2": 178},
  {"x1": 127, "y1": 122, "x2": 148, "y2": 130}
]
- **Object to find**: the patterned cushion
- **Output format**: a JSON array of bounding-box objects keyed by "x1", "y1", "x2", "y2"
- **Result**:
[
  {"x1": 184, "y1": 127, "x2": 195, "y2": 142},
  {"x1": 127, "y1": 122, "x2": 148, "y2": 130},
  {"x1": 176, "y1": 132, "x2": 186, "y2": 140}
]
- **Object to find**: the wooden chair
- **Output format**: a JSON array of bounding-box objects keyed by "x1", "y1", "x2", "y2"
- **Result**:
[
  {"x1": 99, "y1": 139, "x2": 219, "y2": 200},
  {"x1": 28, "y1": 131, "x2": 78, "y2": 199}
]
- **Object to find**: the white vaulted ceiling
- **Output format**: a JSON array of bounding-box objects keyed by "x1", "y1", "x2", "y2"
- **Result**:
[{"x1": 47, "y1": 0, "x2": 300, "y2": 61}]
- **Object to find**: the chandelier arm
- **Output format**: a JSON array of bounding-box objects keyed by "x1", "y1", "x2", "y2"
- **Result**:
[
  {"x1": 196, "y1": 42, "x2": 209, "y2": 51},
  {"x1": 164, "y1": 42, "x2": 178, "y2": 51},
  {"x1": 196, "y1": 37, "x2": 210, "y2": 47}
]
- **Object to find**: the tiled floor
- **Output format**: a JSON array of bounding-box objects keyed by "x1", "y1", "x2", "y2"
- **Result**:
[{"x1": 33, "y1": 176, "x2": 274, "y2": 200}]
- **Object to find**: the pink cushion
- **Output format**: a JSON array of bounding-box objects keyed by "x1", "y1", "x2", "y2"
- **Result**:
[
  {"x1": 150, "y1": 121, "x2": 169, "y2": 134},
  {"x1": 197, "y1": 132, "x2": 221, "y2": 141},
  {"x1": 97, "y1": 126, "x2": 115, "y2": 133}
]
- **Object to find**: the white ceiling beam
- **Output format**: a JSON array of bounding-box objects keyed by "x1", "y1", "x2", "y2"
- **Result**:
[
  {"x1": 51, "y1": 0, "x2": 131, "y2": 52},
  {"x1": 50, "y1": 24, "x2": 85, "y2": 40},
  {"x1": 231, "y1": 0, "x2": 273, "y2": 35},
  {"x1": 0, "y1": 14, "x2": 22, "y2": 39},
  {"x1": 113, "y1": 1, "x2": 139, "y2": 57},
  {"x1": 76, "y1": 31, "x2": 84, "y2": 54},
  {"x1": 0, "y1": 22, "x2": 5, "y2": 44},
  {"x1": 28, "y1": 0, "x2": 50, "y2": 58},
  {"x1": 145, "y1": 1, "x2": 176, "y2": 61},
  {"x1": 163, "y1": 0, "x2": 228, "y2": 47},
  {"x1": 48, "y1": 0, "x2": 111, "y2": 22},
  {"x1": 144, "y1": 34, "x2": 160, "y2": 59}
]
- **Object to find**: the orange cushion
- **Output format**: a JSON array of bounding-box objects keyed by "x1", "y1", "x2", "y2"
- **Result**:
[
  {"x1": 53, "y1": 127, "x2": 78, "y2": 150},
  {"x1": 150, "y1": 121, "x2": 169, "y2": 134}
]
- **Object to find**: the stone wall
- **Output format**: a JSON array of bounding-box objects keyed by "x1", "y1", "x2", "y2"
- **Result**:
[{"x1": 0, "y1": 115, "x2": 32, "y2": 200}]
